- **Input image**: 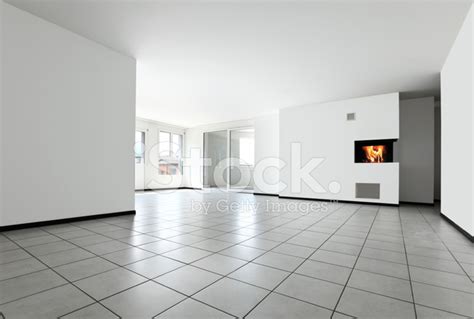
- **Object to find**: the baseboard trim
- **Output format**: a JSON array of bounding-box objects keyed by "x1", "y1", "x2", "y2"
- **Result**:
[
  {"x1": 253, "y1": 192, "x2": 279, "y2": 197},
  {"x1": 399, "y1": 201, "x2": 435, "y2": 206},
  {"x1": 141, "y1": 187, "x2": 202, "y2": 192},
  {"x1": 278, "y1": 195, "x2": 399, "y2": 207},
  {"x1": 440, "y1": 212, "x2": 474, "y2": 243},
  {"x1": 0, "y1": 210, "x2": 136, "y2": 232}
]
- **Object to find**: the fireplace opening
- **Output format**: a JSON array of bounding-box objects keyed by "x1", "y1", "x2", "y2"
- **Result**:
[{"x1": 354, "y1": 139, "x2": 395, "y2": 163}]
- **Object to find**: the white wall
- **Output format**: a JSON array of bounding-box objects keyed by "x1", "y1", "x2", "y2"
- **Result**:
[
  {"x1": 398, "y1": 97, "x2": 435, "y2": 204},
  {"x1": 280, "y1": 93, "x2": 400, "y2": 204},
  {"x1": 441, "y1": 6, "x2": 473, "y2": 236},
  {"x1": 1, "y1": 4, "x2": 136, "y2": 226},
  {"x1": 136, "y1": 118, "x2": 185, "y2": 189},
  {"x1": 0, "y1": 1, "x2": 3, "y2": 225},
  {"x1": 434, "y1": 105, "x2": 441, "y2": 201},
  {"x1": 254, "y1": 113, "x2": 280, "y2": 195}
]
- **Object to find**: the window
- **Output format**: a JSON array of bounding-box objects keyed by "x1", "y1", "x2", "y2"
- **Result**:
[
  {"x1": 159, "y1": 131, "x2": 183, "y2": 175},
  {"x1": 135, "y1": 131, "x2": 145, "y2": 164},
  {"x1": 239, "y1": 137, "x2": 254, "y2": 165}
]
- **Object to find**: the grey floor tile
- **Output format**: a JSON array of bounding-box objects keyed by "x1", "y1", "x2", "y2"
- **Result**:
[
  {"x1": 253, "y1": 251, "x2": 304, "y2": 272},
  {"x1": 310, "y1": 250, "x2": 357, "y2": 268},
  {"x1": 84, "y1": 241, "x2": 132, "y2": 255},
  {"x1": 347, "y1": 269, "x2": 413, "y2": 302},
  {"x1": 276, "y1": 273, "x2": 344, "y2": 309},
  {"x1": 416, "y1": 305, "x2": 469, "y2": 318},
  {"x1": 321, "y1": 241, "x2": 362, "y2": 256},
  {"x1": 102, "y1": 281, "x2": 185, "y2": 318},
  {"x1": 364, "y1": 239, "x2": 405, "y2": 253},
  {"x1": 194, "y1": 278, "x2": 268, "y2": 318},
  {"x1": 74, "y1": 268, "x2": 146, "y2": 300},
  {"x1": 191, "y1": 239, "x2": 234, "y2": 252},
  {"x1": 219, "y1": 245, "x2": 266, "y2": 261},
  {"x1": 102, "y1": 229, "x2": 141, "y2": 239},
  {"x1": 120, "y1": 234, "x2": 161, "y2": 246},
  {"x1": 192, "y1": 254, "x2": 246, "y2": 275},
  {"x1": 405, "y1": 246, "x2": 454, "y2": 261},
  {"x1": 155, "y1": 298, "x2": 233, "y2": 318},
  {"x1": 410, "y1": 266, "x2": 473, "y2": 293},
  {"x1": 69, "y1": 234, "x2": 113, "y2": 246},
  {"x1": 61, "y1": 303, "x2": 119, "y2": 318},
  {"x1": 139, "y1": 240, "x2": 183, "y2": 254},
  {"x1": 37, "y1": 247, "x2": 95, "y2": 267},
  {"x1": 168, "y1": 234, "x2": 207, "y2": 245},
  {"x1": 336, "y1": 287, "x2": 415, "y2": 319},
  {"x1": 4, "y1": 228, "x2": 50, "y2": 241},
  {"x1": 213, "y1": 233, "x2": 249, "y2": 243},
  {"x1": 360, "y1": 247, "x2": 407, "y2": 264},
  {"x1": 0, "y1": 269, "x2": 67, "y2": 304},
  {"x1": 147, "y1": 229, "x2": 183, "y2": 239},
  {"x1": 24, "y1": 241, "x2": 76, "y2": 257},
  {"x1": 155, "y1": 265, "x2": 221, "y2": 295},
  {"x1": 407, "y1": 254, "x2": 465, "y2": 275},
  {"x1": 296, "y1": 259, "x2": 352, "y2": 285},
  {"x1": 229, "y1": 263, "x2": 289, "y2": 290},
  {"x1": 355, "y1": 257, "x2": 409, "y2": 280},
  {"x1": 56, "y1": 229, "x2": 96, "y2": 240},
  {"x1": 54, "y1": 257, "x2": 118, "y2": 281},
  {"x1": 0, "y1": 249, "x2": 31, "y2": 264},
  {"x1": 412, "y1": 282, "x2": 473, "y2": 317},
  {"x1": 0, "y1": 257, "x2": 46, "y2": 281},
  {"x1": 247, "y1": 292, "x2": 332, "y2": 319},
  {"x1": 163, "y1": 247, "x2": 213, "y2": 263},
  {"x1": 102, "y1": 247, "x2": 155, "y2": 266},
  {"x1": 0, "y1": 240, "x2": 19, "y2": 252},
  {"x1": 15, "y1": 234, "x2": 62, "y2": 248},
  {"x1": 271, "y1": 243, "x2": 315, "y2": 258},
  {"x1": 1, "y1": 284, "x2": 94, "y2": 319},
  {"x1": 125, "y1": 255, "x2": 184, "y2": 278},
  {"x1": 241, "y1": 238, "x2": 280, "y2": 250}
]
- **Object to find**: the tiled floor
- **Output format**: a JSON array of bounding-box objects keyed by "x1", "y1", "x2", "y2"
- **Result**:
[{"x1": 0, "y1": 190, "x2": 472, "y2": 318}]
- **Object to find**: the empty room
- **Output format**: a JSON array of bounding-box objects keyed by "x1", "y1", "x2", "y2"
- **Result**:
[{"x1": 0, "y1": 0, "x2": 473, "y2": 318}]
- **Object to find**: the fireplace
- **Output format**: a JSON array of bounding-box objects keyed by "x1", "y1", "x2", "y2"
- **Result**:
[{"x1": 354, "y1": 139, "x2": 395, "y2": 163}]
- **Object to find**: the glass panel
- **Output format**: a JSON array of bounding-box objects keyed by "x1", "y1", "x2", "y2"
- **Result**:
[
  {"x1": 229, "y1": 128, "x2": 254, "y2": 190},
  {"x1": 172, "y1": 134, "x2": 182, "y2": 159},
  {"x1": 159, "y1": 131, "x2": 170, "y2": 157},
  {"x1": 203, "y1": 130, "x2": 228, "y2": 188},
  {"x1": 134, "y1": 131, "x2": 145, "y2": 162}
]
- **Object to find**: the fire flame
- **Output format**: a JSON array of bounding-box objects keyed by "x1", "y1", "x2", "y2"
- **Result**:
[{"x1": 362, "y1": 145, "x2": 386, "y2": 163}]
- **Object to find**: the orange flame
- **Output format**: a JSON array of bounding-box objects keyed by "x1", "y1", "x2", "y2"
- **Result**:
[{"x1": 362, "y1": 145, "x2": 386, "y2": 163}]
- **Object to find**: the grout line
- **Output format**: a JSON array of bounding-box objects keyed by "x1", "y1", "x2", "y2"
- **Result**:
[
  {"x1": 242, "y1": 205, "x2": 366, "y2": 318},
  {"x1": 398, "y1": 207, "x2": 418, "y2": 319},
  {"x1": 330, "y1": 206, "x2": 381, "y2": 318}
]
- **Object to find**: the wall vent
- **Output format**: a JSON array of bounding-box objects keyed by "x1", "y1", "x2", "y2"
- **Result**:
[
  {"x1": 346, "y1": 113, "x2": 356, "y2": 121},
  {"x1": 355, "y1": 183, "x2": 380, "y2": 199}
]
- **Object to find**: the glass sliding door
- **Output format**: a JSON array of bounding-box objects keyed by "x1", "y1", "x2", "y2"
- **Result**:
[
  {"x1": 229, "y1": 128, "x2": 254, "y2": 191},
  {"x1": 203, "y1": 130, "x2": 228, "y2": 188}
]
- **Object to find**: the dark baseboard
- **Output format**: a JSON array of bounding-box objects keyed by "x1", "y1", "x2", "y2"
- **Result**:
[
  {"x1": 0, "y1": 210, "x2": 136, "y2": 232},
  {"x1": 278, "y1": 195, "x2": 399, "y2": 207},
  {"x1": 440, "y1": 212, "x2": 474, "y2": 243},
  {"x1": 141, "y1": 187, "x2": 202, "y2": 192},
  {"x1": 399, "y1": 201, "x2": 435, "y2": 206},
  {"x1": 253, "y1": 192, "x2": 279, "y2": 197}
]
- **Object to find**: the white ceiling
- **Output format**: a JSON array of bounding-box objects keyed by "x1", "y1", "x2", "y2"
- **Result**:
[{"x1": 6, "y1": 0, "x2": 472, "y2": 127}]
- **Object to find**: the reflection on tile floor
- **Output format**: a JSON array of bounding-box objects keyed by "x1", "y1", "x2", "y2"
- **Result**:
[{"x1": 0, "y1": 190, "x2": 472, "y2": 318}]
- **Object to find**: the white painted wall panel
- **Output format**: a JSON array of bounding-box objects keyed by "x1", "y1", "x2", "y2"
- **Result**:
[
  {"x1": 279, "y1": 93, "x2": 400, "y2": 204},
  {"x1": 1, "y1": 4, "x2": 136, "y2": 226},
  {"x1": 441, "y1": 6, "x2": 473, "y2": 236}
]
